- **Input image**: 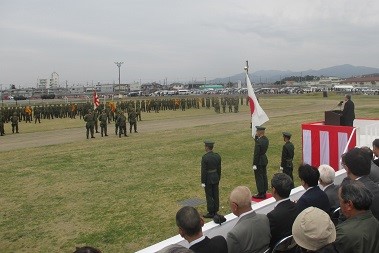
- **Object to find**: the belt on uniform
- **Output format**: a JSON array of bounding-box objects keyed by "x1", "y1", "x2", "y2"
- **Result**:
[{"x1": 207, "y1": 169, "x2": 217, "y2": 173}]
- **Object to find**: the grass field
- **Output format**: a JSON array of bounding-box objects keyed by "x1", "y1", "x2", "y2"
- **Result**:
[{"x1": 0, "y1": 93, "x2": 377, "y2": 252}]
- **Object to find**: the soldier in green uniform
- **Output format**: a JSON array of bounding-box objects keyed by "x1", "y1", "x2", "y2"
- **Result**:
[
  {"x1": 0, "y1": 111, "x2": 5, "y2": 136},
  {"x1": 98, "y1": 110, "x2": 108, "y2": 137},
  {"x1": 84, "y1": 109, "x2": 95, "y2": 139},
  {"x1": 128, "y1": 109, "x2": 138, "y2": 133},
  {"x1": 11, "y1": 112, "x2": 19, "y2": 133},
  {"x1": 280, "y1": 132, "x2": 295, "y2": 181},
  {"x1": 252, "y1": 126, "x2": 269, "y2": 199},
  {"x1": 201, "y1": 140, "x2": 222, "y2": 218},
  {"x1": 116, "y1": 112, "x2": 128, "y2": 138}
]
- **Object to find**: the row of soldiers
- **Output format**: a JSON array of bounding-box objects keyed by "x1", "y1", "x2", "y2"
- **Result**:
[
  {"x1": 0, "y1": 96, "x2": 249, "y2": 136},
  {"x1": 83, "y1": 108, "x2": 138, "y2": 139}
]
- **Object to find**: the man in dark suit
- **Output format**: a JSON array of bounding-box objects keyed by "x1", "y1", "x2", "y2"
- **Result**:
[
  {"x1": 176, "y1": 206, "x2": 227, "y2": 253},
  {"x1": 361, "y1": 146, "x2": 379, "y2": 184},
  {"x1": 342, "y1": 147, "x2": 379, "y2": 220},
  {"x1": 296, "y1": 164, "x2": 330, "y2": 214},
  {"x1": 373, "y1": 139, "x2": 379, "y2": 167},
  {"x1": 267, "y1": 173, "x2": 297, "y2": 249},
  {"x1": 341, "y1": 94, "x2": 355, "y2": 126},
  {"x1": 201, "y1": 140, "x2": 222, "y2": 218},
  {"x1": 318, "y1": 164, "x2": 339, "y2": 211},
  {"x1": 252, "y1": 126, "x2": 269, "y2": 199}
]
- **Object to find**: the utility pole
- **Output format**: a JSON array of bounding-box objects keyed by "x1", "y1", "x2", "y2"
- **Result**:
[
  {"x1": 114, "y1": 61, "x2": 124, "y2": 94},
  {"x1": 114, "y1": 62, "x2": 124, "y2": 85}
]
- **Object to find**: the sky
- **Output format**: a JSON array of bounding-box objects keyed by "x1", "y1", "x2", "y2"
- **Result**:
[{"x1": 1, "y1": 0, "x2": 378, "y2": 87}]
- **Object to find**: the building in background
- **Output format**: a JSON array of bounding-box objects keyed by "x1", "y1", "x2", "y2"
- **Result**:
[{"x1": 37, "y1": 72, "x2": 59, "y2": 89}]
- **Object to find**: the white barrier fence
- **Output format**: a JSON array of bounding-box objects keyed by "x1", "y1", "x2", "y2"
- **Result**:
[
  {"x1": 136, "y1": 170, "x2": 347, "y2": 253},
  {"x1": 354, "y1": 119, "x2": 379, "y2": 148}
]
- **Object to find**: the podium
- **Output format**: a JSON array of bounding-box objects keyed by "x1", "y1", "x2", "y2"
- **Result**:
[{"x1": 325, "y1": 110, "x2": 342, "y2": 126}]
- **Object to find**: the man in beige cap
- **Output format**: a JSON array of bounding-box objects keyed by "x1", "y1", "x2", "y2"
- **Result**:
[{"x1": 292, "y1": 207, "x2": 337, "y2": 252}]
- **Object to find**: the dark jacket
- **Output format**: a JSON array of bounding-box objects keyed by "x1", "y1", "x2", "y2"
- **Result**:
[
  {"x1": 267, "y1": 199, "x2": 297, "y2": 248},
  {"x1": 201, "y1": 151, "x2": 221, "y2": 185},
  {"x1": 358, "y1": 176, "x2": 379, "y2": 220},
  {"x1": 296, "y1": 186, "x2": 331, "y2": 215},
  {"x1": 341, "y1": 99, "x2": 355, "y2": 126},
  {"x1": 253, "y1": 135, "x2": 269, "y2": 166},
  {"x1": 190, "y1": 236, "x2": 228, "y2": 253},
  {"x1": 324, "y1": 184, "x2": 340, "y2": 211}
]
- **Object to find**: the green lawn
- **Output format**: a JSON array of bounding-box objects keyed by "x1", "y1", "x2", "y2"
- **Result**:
[{"x1": 0, "y1": 93, "x2": 377, "y2": 252}]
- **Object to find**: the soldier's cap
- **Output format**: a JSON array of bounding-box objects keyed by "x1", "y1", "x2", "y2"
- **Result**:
[
  {"x1": 255, "y1": 126, "x2": 266, "y2": 130},
  {"x1": 282, "y1": 132, "x2": 292, "y2": 137},
  {"x1": 204, "y1": 140, "x2": 215, "y2": 145}
]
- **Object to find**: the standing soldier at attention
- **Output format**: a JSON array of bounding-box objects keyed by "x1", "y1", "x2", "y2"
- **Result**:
[
  {"x1": 98, "y1": 109, "x2": 108, "y2": 137},
  {"x1": 11, "y1": 112, "x2": 19, "y2": 133},
  {"x1": 252, "y1": 126, "x2": 269, "y2": 199},
  {"x1": 84, "y1": 109, "x2": 95, "y2": 139},
  {"x1": 0, "y1": 111, "x2": 5, "y2": 136},
  {"x1": 116, "y1": 111, "x2": 128, "y2": 138},
  {"x1": 280, "y1": 132, "x2": 295, "y2": 181},
  {"x1": 201, "y1": 140, "x2": 222, "y2": 219},
  {"x1": 128, "y1": 109, "x2": 138, "y2": 133}
]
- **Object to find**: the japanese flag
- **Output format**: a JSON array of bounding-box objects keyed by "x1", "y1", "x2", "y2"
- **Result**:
[{"x1": 247, "y1": 73, "x2": 269, "y2": 136}]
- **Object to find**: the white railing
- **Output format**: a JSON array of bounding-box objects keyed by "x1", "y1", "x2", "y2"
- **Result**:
[
  {"x1": 136, "y1": 170, "x2": 347, "y2": 253},
  {"x1": 354, "y1": 119, "x2": 379, "y2": 147}
]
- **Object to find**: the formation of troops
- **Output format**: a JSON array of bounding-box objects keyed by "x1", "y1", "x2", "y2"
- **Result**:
[{"x1": 0, "y1": 96, "x2": 246, "y2": 137}]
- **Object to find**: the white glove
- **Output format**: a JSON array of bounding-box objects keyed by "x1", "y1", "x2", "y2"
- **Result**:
[
  {"x1": 280, "y1": 166, "x2": 283, "y2": 171},
  {"x1": 252, "y1": 165, "x2": 257, "y2": 171},
  {"x1": 201, "y1": 183, "x2": 206, "y2": 188}
]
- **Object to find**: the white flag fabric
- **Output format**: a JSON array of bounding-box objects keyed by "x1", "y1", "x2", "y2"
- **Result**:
[
  {"x1": 247, "y1": 73, "x2": 269, "y2": 136},
  {"x1": 93, "y1": 91, "x2": 100, "y2": 110}
]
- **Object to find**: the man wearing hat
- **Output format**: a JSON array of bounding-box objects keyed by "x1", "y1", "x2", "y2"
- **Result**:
[
  {"x1": 292, "y1": 207, "x2": 337, "y2": 252},
  {"x1": 280, "y1": 132, "x2": 295, "y2": 181},
  {"x1": 252, "y1": 126, "x2": 269, "y2": 199},
  {"x1": 201, "y1": 140, "x2": 222, "y2": 218}
]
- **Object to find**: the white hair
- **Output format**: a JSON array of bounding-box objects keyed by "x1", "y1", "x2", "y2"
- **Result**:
[{"x1": 318, "y1": 164, "x2": 335, "y2": 184}]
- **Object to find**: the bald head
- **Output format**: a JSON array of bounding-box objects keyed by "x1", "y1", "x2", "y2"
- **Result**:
[{"x1": 229, "y1": 186, "x2": 252, "y2": 216}]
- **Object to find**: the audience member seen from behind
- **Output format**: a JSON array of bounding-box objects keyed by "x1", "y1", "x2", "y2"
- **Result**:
[
  {"x1": 73, "y1": 246, "x2": 101, "y2": 253},
  {"x1": 175, "y1": 206, "x2": 227, "y2": 253},
  {"x1": 341, "y1": 147, "x2": 379, "y2": 220},
  {"x1": 266, "y1": 173, "x2": 297, "y2": 249},
  {"x1": 361, "y1": 146, "x2": 379, "y2": 184},
  {"x1": 296, "y1": 164, "x2": 330, "y2": 214},
  {"x1": 373, "y1": 139, "x2": 379, "y2": 167},
  {"x1": 334, "y1": 180, "x2": 379, "y2": 253},
  {"x1": 157, "y1": 244, "x2": 195, "y2": 253},
  {"x1": 227, "y1": 186, "x2": 270, "y2": 253},
  {"x1": 292, "y1": 207, "x2": 337, "y2": 253},
  {"x1": 318, "y1": 164, "x2": 339, "y2": 211}
]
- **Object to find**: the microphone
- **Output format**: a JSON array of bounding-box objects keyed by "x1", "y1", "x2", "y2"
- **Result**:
[{"x1": 337, "y1": 101, "x2": 343, "y2": 106}]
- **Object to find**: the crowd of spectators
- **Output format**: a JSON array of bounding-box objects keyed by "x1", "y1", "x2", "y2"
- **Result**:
[
  {"x1": 75, "y1": 139, "x2": 379, "y2": 253},
  {"x1": 161, "y1": 139, "x2": 379, "y2": 253}
]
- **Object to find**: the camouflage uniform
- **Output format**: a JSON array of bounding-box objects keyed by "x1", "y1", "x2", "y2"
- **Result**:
[
  {"x1": 84, "y1": 110, "x2": 95, "y2": 139},
  {"x1": 98, "y1": 110, "x2": 108, "y2": 137}
]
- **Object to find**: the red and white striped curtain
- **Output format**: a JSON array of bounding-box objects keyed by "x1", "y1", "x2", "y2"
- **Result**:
[{"x1": 302, "y1": 122, "x2": 356, "y2": 171}]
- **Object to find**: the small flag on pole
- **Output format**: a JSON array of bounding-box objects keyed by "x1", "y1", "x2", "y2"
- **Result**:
[
  {"x1": 247, "y1": 73, "x2": 269, "y2": 136},
  {"x1": 93, "y1": 90, "x2": 100, "y2": 110}
]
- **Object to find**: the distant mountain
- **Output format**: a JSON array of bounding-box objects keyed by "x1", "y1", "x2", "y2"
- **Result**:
[{"x1": 211, "y1": 64, "x2": 379, "y2": 84}]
